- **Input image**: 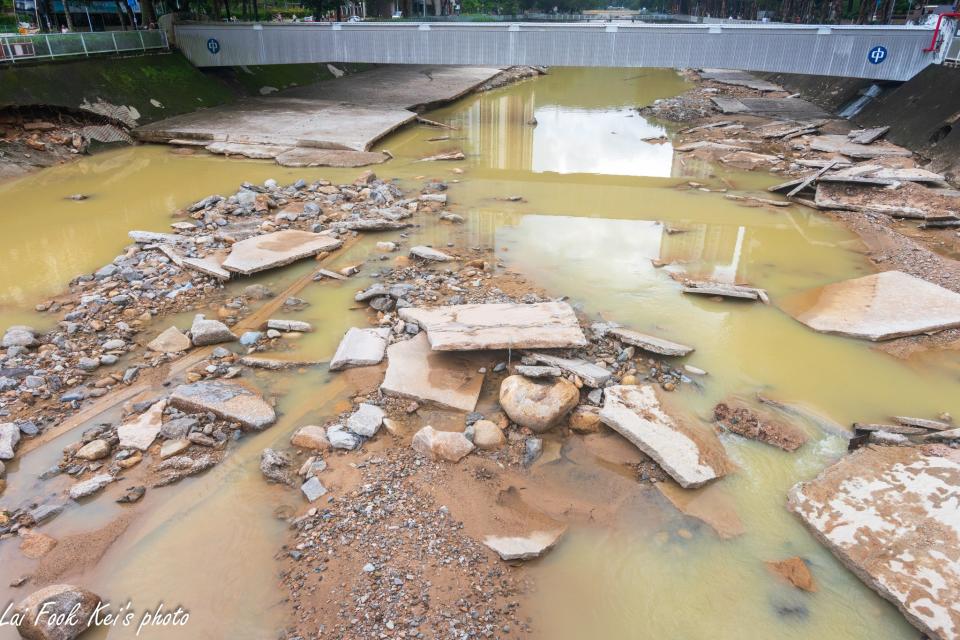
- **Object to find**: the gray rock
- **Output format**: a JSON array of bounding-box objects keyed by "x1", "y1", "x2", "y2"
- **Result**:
[
  {"x1": 99, "y1": 354, "x2": 118, "y2": 365},
  {"x1": 327, "y1": 425, "x2": 360, "y2": 450},
  {"x1": 190, "y1": 314, "x2": 237, "y2": 347},
  {"x1": 0, "y1": 422, "x2": 21, "y2": 460},
  {"x1": 69, "y1": 473, "x2": 113, "y2": 500},
  {"x1": 77, "y1": 357, "x2": 100, "y2": 372},
  {"x1": 102, "y1": 338, "x2": 126, "y2": 351},
  {"x1": 523, "y1": 437, "x2": 543, "y2": 467},
  {"x1": 260, "y1": 448, "x2": 293, "y2": 485},
  {"x1": 18, "y1": 421, "x2": 38, "y2": 436},
  {"x1": 347, "y1": 403, "x2": 385, "y2": 437},
  {"x1": 3, "y1": 328, "x2": 37, "y2": 349},
  {"x1": 169, "y1": 380, "x2": 275, "y2": 430},
  {"x1": 30, "y1": 503, "x2": 64, "y2": 524},
  {"x1": 239, "y1": 331, "x2": 262, "y2": 346},
  {"x1": 266, "y1": 319, "x2": 313, "y2": 333},
  {"x1": 410, "y1": 245, "x2": 454, "y2": 262},
  {"x1": 160, "y1": 417, "x2": 197, "y2": 440},
  {"x1": 514, "y1": 365, "x2": 562, "y2": 378},
  {"x1": 301, "y1": 476, "x2": 328, "y2": 502}
]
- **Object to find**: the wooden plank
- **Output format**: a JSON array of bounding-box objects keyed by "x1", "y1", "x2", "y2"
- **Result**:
[{"x1": 785, "y1": 160, "x2": 837, "y2": 198}]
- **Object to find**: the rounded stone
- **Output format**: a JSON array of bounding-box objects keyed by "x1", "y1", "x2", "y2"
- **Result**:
[
  {"x1": 75, "y1": 439, "x2": 111, "y2": 461},
  {"x1": 472, "y1": 420, "x2": 505, "y2": 450},
  {"x1": 15, "y1": 583, "x2": 101, "y2": 640},
  {"x1": 568, "y1": 406, "x2": 602, "y2": 433},
  {"x1": 499, "y1": 375, "x2": 579, "y2": 433}
]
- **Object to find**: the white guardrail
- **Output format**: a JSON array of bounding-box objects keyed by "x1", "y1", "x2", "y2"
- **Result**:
[
  {"x1": 0, "y1": 29, "x2": 168, "y2": 63},
  {"x1": 175, "y1": 21, "x2": 951, "y2": 81}
]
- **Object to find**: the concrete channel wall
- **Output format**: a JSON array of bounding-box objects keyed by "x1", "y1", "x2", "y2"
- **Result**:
[{"x1": 763, "y1": 64, "x2": 960, "y2": 179}]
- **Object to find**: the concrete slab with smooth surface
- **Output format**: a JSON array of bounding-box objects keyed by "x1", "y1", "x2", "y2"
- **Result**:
[
  {"x1": 380, "y1": 333, "x2": 485, "y2": 412},
  {"x1": 783, "y1": 271, "x2": 960, "y2": 340},
  {"x1": 222, "y1": 229, "x2": 342, "y2": 275}
]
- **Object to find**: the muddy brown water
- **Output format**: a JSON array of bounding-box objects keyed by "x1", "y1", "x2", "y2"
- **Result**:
[{"x1": 0, "y1": 67, "x2": 950, "y2": 638}]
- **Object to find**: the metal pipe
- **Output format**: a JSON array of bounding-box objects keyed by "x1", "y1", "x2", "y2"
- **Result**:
[{"x1": 922, "y1": 11, "x2": 959, "y2": 52}]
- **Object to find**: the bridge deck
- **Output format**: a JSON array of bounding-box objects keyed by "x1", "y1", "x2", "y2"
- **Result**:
[{"x1": 174, "y1": 21, "x2": 950, "y2": 81}]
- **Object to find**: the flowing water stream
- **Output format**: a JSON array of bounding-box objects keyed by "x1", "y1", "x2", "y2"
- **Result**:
[{"x1": 1, "y1": 67, "x2": 955, "y2": 639}]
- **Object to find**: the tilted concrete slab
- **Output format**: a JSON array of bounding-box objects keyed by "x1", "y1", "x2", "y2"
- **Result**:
[
  {"x1": 380, "y1": 333, "x2": 485, "y2": 412},
  {"x1": 608, "y1": 327, "x2": 694, "y2": 357},
  {"x1": 136, "y1": 98, "x2": 414, "y2": 152},
  {"x1": 222, "y1": 229, "x2": 342, "y2": 275},
  {"x1": 399, "y1": 302, "x2": 588, "y2": 351},
  {"x1": 136, "y1": 66, "x2": 502, "y2": 155},
  {"x1": 783, "y1": 271, "x2": 960, "y2": 341},
  {"x1": 169, "y1": 380, "x2": 276, "y2": 430},
  {"x1": 274, "y1": 148, "x2": 389, "y2": 168},
  {"x1": 599, "y1": 384, "x2": 733, "y2": 489},
  {"x1": 788, "y1": 446, "x2": 960, "y2": 640}
]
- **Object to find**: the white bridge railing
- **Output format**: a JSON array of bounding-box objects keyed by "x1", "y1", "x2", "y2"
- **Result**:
[
  {"x1": 174, "y1": 20, "x2": 953, "y2": 81},
  {"x1": 0, "y1": 30, "x2": 168, "y2": 64}
]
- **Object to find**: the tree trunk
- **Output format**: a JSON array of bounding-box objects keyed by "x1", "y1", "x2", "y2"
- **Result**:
[
  {"x1": 252, "y1": 0, "x2": 258, "y2": 20},
  {"x1": 223, "y1": 0, "x2": 231, "y2": 19},
  {"x1": 63, "y1": 0, "x2": 74, "y2": 30},
  {"x1": 141, "y1": 0, "x2": 155, "y2": 25},
  {"x1": 115, "y1": 0, "x2": 127, "y2": 29}
]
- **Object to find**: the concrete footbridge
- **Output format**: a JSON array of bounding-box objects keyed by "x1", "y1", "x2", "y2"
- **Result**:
[{"x1": 173, "y1": 20, "x2": 957, "y2": 81}]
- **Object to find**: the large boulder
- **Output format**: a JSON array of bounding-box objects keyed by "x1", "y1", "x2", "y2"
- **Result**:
[
  {"x1": 499, "y1": 375, "x2": 579, "y2": 433},
  {"x1": 411, "y1": 426, "x2": 474, "y2": 462},
  {"x1": 14, "y1": 584, "x2": 100, "y2": 640}
]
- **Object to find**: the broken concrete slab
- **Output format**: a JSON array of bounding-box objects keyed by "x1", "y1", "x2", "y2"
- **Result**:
[
  {"x1": 266, "y1": 319, "x2": 313, "y2": 333},
  {"x1": 69, "y1": 473, "x2": 113, "y2": 500},
  {"x1": 700, "y1": 69, "x2": 783, "y2": 92},
  {"x1": 608, "y1": 327, "x2": 694, "y2": 357},
  {"x1": 522, "y1": 352, "x2": 612, "y2": 388},
  {"x1": 783, "y1": 271, "x2": 960, "y2": 341},
  {"x1": 809, "y1": 134, "x2": 913, "y2": 159},
  {"x1": 848, "y1": 126, "x2": 889, "y2": 145},
  {"x1": 399, "y1": 302, "x2": 588, "y2": 351},
  {"x1": 711, "y1": 97, "x2": 829, "y2": 119},
  {"x1": 409, "y1": 245, "x2": 454, "y2": 262},
  {"x1": 205, "y1": 141, "x2": 291, "y2": 159},
  {"x1": 656, "y1": 480, "x2": 745, "y2": 540},
  {"x1": 380, "y1": 333, "x2": 484, "y2": 412},
  {"x1": 788, "y1": 446, "x2": 960, "y2": 640},
  {"x1": 714, "y1": 398, "x2": 807, "y2": 451},
  {"x1": 329, "y1": 219, "x2": 412, "y2": 232},
  {"x1": 170, "y1": 380, "x2": 276, "y2": 430},
  {"x1": 893, "y1": 416, "x2": 954, "y2": 431},
  {"x1": 599, "y1": 385, "x2": 733, "y2": 489},
  {"x1": 182, "y1": 254, "x2": 231, "y2": 281},
  {"x1": 222, "y1": 229, "x2": 342, "y2": 275},
  {"x1": 117, "y1": 400, "x2": 167, "y2": 451},
  {"x1": 329, "y1": 327, "x2": 390, "y2": 371},
  {"x1": 682, "y1": 281, "x2": 769, "y2": 303},
  {"x1": 483, "y1": 529, "x2": 565, "y2": 561},
  {"x1": 347, "y1": 403, "x2": 385, "y2": 438},
  {"x1": 275, "y1": 148, "x2": 388, "y2": 168},
  {"x1": 674, "y1": 140, "x2": 749, "y2": 152}
]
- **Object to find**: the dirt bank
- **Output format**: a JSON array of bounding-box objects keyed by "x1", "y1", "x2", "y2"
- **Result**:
[{"x1": 641, "y1": 69, "x2": 960, "y2": 359}]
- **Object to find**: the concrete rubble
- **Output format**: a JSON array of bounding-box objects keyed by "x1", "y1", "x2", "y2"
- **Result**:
[
  {"x1": 170, "y1": 380, "x2": 276, "y2": 430},
  {"x1": 599, "y1": 385, "x2": 733, "y2": 489},
  {"x1": 117, "y1": 399, "x2": 167, "y2": 451},
  {"x1": 329, "y1": 327, "x2": 390, "y2": 371},
  {"x1": 380, "y1": 333, "x2": 485, "y2": 412},
  {"x1": 789, "y1": 446, "x2": 960, "y2": 640},
  {"x1": 784, "y1": 271, "x2": 960, "y2": 340},
  {"x1": 607, "y1": 327, "x2": 694, "y2": 357},
  {"x1": 482, "y1": 529, "x2": 565, "y2": 561},
  {"x1": 222, "y1": 229, "x2": 343, "y2": 275},
  {"x1": 399, "y1": 302, "x2": 588, "y2": 351}
]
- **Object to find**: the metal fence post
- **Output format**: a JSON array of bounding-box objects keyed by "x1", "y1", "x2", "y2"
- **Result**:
[
  {"x1": 44, "y1": 34, "x2": 52, "y2": 58},
  {"x1": 80, "y1": 32, "x2": 89, "y2": 57},
  {"x1": 138, "y1": 29, "x2": 145, "y2": 51},
  {"x1": 111, "y1": 30, "x2": 117, "y2": 54}
]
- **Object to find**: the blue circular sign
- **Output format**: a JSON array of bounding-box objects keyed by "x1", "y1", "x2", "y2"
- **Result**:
[
  {"x1": 868, "y1": 45, "x2": 888, "y2": 64},
  {"x1": 207, "y1": 38, "x2": 220, "y2": 54}
]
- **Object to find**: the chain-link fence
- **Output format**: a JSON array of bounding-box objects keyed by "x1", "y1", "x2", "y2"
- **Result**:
[{"x1": 0, "y1": 30, "x2": 168, "y2": 63}]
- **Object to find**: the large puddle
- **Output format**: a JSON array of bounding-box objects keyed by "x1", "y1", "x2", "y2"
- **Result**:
[{"x1": 1, "y1": 67, "x2": 955, "y2": 639}]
